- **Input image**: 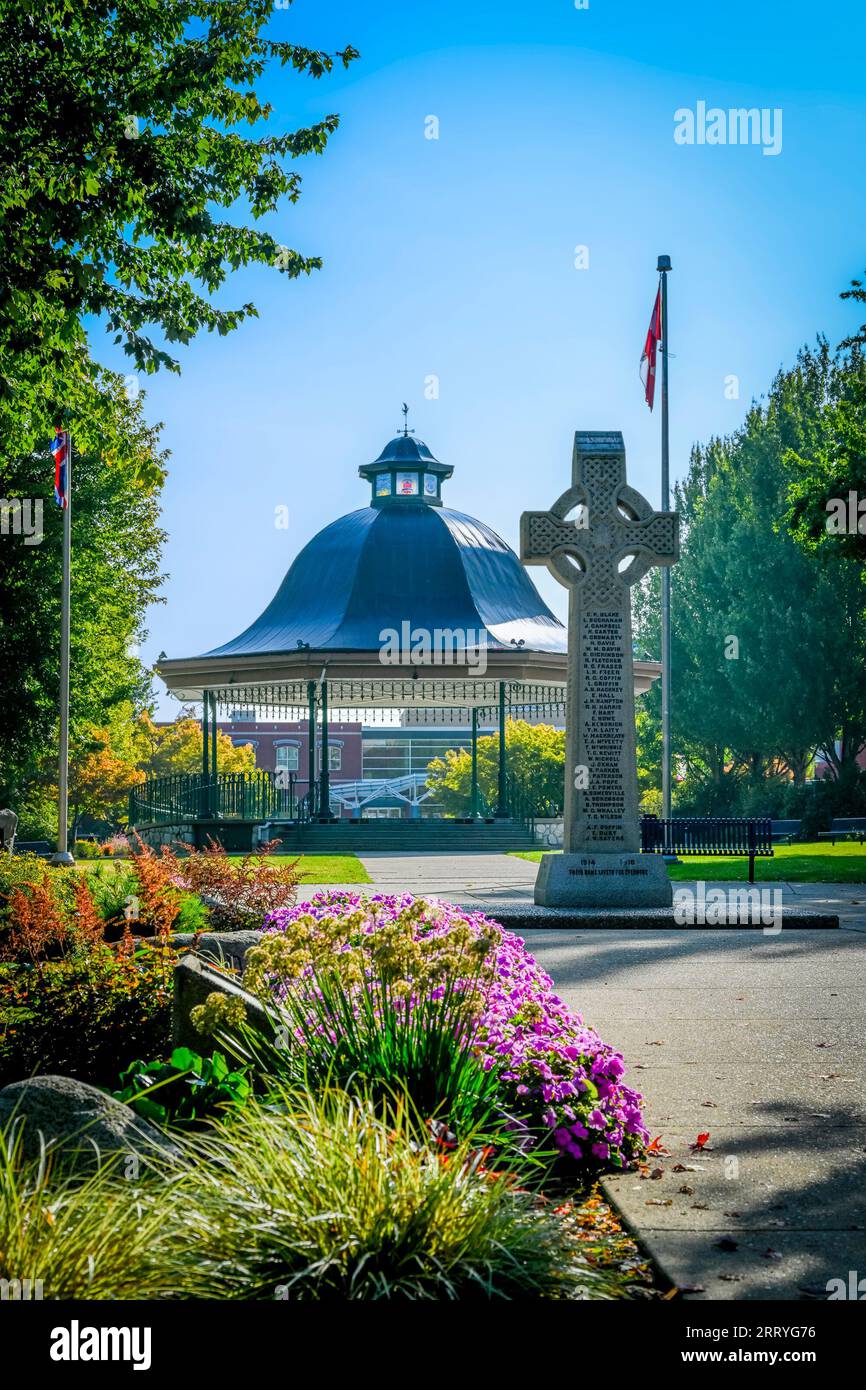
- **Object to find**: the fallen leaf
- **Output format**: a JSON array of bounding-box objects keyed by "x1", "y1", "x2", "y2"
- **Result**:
[
  {"x1": 679, "y1": 1184, "x2": 695, "y2": 1195},
  {"x1": 650, "y1": 1167, "x2": 665, "y2": 1180},
  {"x1": 763, "y1": 1248, "x2": 783, "y2": 1261},
  {"x1": 646, "y1": 1198, "x2": 673, "y2": 1207},
  {"x1": 690, "y1": 1132, "x2": 712, "y2": 1151},
  {"x1": 715, "y1": 1236, "x2": 738, "y2": 1252},
  {"x1": 718, "y1": 1273, "x2": 742, "y2": 1283},
  {"x1": 692, "y1": 1202, "x2": 710, "y2": 1210},
  {"x1": 701, "y1": 1101, "x2": 718, "y2": 1108}
]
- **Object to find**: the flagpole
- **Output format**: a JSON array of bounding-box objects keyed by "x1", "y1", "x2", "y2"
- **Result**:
[
  {"x1": 657, "y1": 254, "x2": 672, "y2": 821},
  {"x1": 52, "y1": 428, "x2": 75, "y2": 866}
]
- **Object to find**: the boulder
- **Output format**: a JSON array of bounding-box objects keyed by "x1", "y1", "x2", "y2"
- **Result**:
[
  {"x1": 172, "y1": 952, "x2": 275, "y2": 1050},
  {"x1": 0, "y1": 1075, "x2": 182, "y2": 1172},
  {"x1": 168, "y1": 929, "x2": 261, "y2": 971}
]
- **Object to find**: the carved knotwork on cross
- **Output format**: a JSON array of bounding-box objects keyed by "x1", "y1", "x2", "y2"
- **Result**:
[{"x1": 520, "y1": 432, "x2": 678, "y2": 609}]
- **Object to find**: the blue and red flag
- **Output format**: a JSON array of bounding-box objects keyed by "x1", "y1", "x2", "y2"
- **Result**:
[{"x1": 51, "y1": 428, "x2": 69, "y2": 509}]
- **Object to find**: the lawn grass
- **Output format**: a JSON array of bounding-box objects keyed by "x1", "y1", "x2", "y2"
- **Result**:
[
  {"x1": 74, "y1": 853, "x2": 370, "y2": 884},
  {"x1": 509, "y1": 841, "x2": 866, "y2": 883}
]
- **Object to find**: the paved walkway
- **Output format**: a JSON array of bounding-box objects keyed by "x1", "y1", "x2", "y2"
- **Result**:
[
  {"x1": 301, "y1": 851, "x2": 866, "y2": 931},
  {"x1": 296, "y1": 852, "x2": 866, "y2": 1300},
  {"x1": 530, "y1": 926, "x2": 866, "y2": 1301}
]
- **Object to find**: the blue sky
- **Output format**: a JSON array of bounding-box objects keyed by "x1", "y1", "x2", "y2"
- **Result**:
[{"x1": 98, "y1": 0, "x2": 866, "y2": 714}]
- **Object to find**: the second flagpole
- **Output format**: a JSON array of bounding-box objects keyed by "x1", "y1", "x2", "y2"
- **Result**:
[
  {"x1": 52, "y1": 427, "x2": 75, "y2": 866},
  {"x1": 657, "y1": 253, "x2": 672, "y2": 821}
]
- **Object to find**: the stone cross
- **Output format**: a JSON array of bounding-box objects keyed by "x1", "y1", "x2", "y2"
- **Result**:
[{"x1": 521, "y1": 432, "x2": 678, "y2": 858}]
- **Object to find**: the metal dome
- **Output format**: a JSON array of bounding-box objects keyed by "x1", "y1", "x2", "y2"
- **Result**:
[
  {"x1": 204, "y1": 494, "x2": 566, "y2": 659},
  {"x1": 156, "y1": 428, "x2": 664, "y2": 705}
]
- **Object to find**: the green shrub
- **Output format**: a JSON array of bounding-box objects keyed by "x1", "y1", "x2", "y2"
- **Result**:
[
  {"x1": 0, "y1": 941, "x2": 174, "y2": 1088},
  {"x1": 113, "y1": 1046, "x2": 253, "y2": 1130},
  {"x1": 72, "y1": 839, "x2": 101, "y2": 860},
  {"x1": 214, "y1": 968, "x2": 505, "y2": 1143}
]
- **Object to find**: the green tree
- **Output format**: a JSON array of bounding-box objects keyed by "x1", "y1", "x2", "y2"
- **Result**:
[
  {"x1": 0, "y1": 378, "x2": 166, "y2": 824},
  {"x1": 0, "y1": 0, "x2": 358, "y2": 468},
  {"x1": 786, "y1": 351, "x2": 866, "y2": 569},
  {"x1": 425, "y1": 721, "x2": 565, "y2": 817},
  {"x1": 663, "y1": 341, "x2": 866, "y2": 805},
  {"x1": 135, "y1": 709, "x2": 256, "y2": 778}
]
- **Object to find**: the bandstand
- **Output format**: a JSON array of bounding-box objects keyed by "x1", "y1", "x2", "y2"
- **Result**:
[{"x1": 135, "y1": 426, "x2": 660, "y2": 850}]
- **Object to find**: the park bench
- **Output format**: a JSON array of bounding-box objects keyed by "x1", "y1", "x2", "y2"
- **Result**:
[
  {"x1": 12, "y1": 840, "x2": 53, "y2": 857},
  {"x1": 640, "y1": 816, "x2": 774, "y2": 883},
  {"x1": 770, "y1": 819, "x2": 801, "y2": 844},
  {"x1": 818, "y1": 817, "x2": 866, "y2": 846}
]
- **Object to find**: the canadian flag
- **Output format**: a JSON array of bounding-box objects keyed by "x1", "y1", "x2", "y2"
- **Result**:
[{"x1": 640, "y1": 288, "x2": 662, "y2": 410}]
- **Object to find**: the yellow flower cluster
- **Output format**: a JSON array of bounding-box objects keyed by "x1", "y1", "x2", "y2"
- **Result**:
[
  {"x1": 190, "y1": 989, "x2": 248, "y2": 1037},
  {"x1": 243, "y1": 899, "x2": 501, "y2": 1011}
]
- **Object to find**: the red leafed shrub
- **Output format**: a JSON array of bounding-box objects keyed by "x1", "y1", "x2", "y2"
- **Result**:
[{"x1": 168, "y1": 837, "x2": 298, "y2": 930}]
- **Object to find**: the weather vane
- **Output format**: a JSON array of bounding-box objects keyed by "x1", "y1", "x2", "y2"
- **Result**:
[{"x1": 400, "y1": 402, "x2": 415, "y2": 437}]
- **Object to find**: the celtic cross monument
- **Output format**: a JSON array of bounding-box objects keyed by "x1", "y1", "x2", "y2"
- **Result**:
[{"x1": 520, "y1": 431, "x2": 679, "y2": 907}]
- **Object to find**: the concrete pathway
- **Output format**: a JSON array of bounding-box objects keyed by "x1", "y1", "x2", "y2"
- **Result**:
[
  {"x1": 293, "y1": 852, "x2": 866, "y2": 1300},
  {"x1": 527, "y1": 927, "x2": 866, "y2": 1301},
  {"x1": 300, "y1": 851, "x2": 866, "y2": 930}
]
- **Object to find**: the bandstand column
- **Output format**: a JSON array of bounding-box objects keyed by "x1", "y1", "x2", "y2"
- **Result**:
[
  {"x1": 470, "y1": 707, "x2": 480, "y2": 818},
  {"x1": 199, "y1": 691, "x2": 210, "y2": 818},
  {"x1": 210, "y1": 692, "x2": 218, "y2": 814},
  {"x1": 318, "y1": 678, "x2": 335, "y2": 821},
  {"x1": 306, "y1": 680, "x2": 316, "y2": 817},
  {"x1": 495, "y1": 680, "x2": 509, "y2": 817}
]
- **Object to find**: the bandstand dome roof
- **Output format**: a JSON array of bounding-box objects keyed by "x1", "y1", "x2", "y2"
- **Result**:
[
  {"x1": 157, "y1": 427, "x2": 660, "y2": 707},
  {"x1": 205, "y1": 435, "x2": 566, "y2": 661}
]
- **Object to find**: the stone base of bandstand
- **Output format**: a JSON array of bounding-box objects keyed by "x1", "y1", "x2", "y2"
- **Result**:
[{"x1": 534, "y1": 850, "x2": 674, "y2": 909}]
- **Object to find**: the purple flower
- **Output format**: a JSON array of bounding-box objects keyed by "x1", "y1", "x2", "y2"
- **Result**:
[{"x1": 260, "y1": 890, "x2": 647, "y2": 1173}]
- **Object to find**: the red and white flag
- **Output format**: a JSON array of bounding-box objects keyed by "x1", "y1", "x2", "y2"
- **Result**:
[{"x1": 640, "y1": 288, "x2": 662, "y2": 410}]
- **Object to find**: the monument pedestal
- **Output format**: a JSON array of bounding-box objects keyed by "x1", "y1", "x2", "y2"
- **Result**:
[{"x1": 534, "y1": 851, "x2": 673, "y2": 909}]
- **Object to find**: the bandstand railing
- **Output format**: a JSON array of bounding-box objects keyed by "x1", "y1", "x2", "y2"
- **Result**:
[{"x1": 129, "y1": 771, "x2": 300, "y2": 826}]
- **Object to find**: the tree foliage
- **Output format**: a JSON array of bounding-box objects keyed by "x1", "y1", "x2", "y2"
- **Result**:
[
  {"x1": 633, "y1": 332, "x2": 866, "y2": 816},
  {"x1": 0, "y1": 0, "x2": 357, "y2": 470},
  {"x1": 425, "y1": 721, "x2": 565, "y2": 817},
  {"x1": 136, "y1": 709, "x2": 255, "y2": 779},
  {"x1": 0, "y1": 380, "x2": 166, "y2": 824}
]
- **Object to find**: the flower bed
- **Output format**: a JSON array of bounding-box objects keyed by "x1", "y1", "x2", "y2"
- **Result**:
[{"x1": 249, "y1": 891, "x2": 648, "y2": 1172}]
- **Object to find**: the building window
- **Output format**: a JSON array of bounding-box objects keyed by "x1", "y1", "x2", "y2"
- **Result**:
[
  {"x1": 375, "y1": 472, "x2": 392, "y2": 497},
  {"x1": 395, "y1": 471, "x2": 418, "y2": 496},
  {"x1": 328, "y1": 746, "x2": 342, "y2": 771},
  {"x1": 275, "y1": 744, "x2": 299, "y2": 773}
]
